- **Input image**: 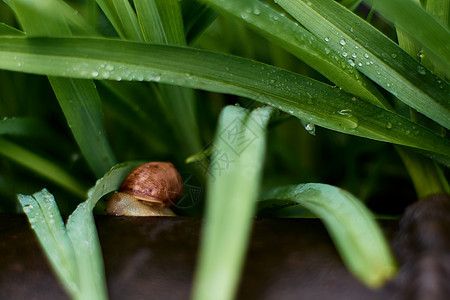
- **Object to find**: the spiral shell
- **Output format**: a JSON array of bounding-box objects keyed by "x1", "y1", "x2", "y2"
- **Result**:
[{"x1": 118, "y1": 162, "x2": 183, "y2": 207}]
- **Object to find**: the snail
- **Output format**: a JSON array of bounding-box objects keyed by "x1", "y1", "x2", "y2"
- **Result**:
[{"x1": 106, "y1": 162, "x2": 183, "y2": 216}]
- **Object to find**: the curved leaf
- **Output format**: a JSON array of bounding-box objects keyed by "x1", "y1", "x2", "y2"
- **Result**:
[
  {"x1": 276, "y1": 0, "x2": 450, "y2": 129},
  {"x1": 203, "y1": 0, "x2": 389, "y2": 108},
  {"x1": 0, "y1": 37, "x2": 448, "y2": 158},
  {"x1": 16, "y1": 161, "x2": 143, "y2": 300},
  {"x1": 260, "y1": 183, "x2": 397, "y2": 288},
  {"x1": 192, "y1": 106, "x2": 273, "y2": 300}
]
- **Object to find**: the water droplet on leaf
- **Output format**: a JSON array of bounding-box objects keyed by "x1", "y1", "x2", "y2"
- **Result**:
[{"x1": 416, "y1": 66, "x2": 426, "y2": 75}]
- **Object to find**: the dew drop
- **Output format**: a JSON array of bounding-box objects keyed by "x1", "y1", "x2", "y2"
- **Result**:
[
  {"x1": 269, "y1": 79, "x2": 276, "y2": 84},
  {"x1": 358, "y1": 62, "x2": 363, "y2": 67},
  {"x1": 391, "y1": 53, "x2": 397, "y2": 58},
  {"x1": 338, "y1": 109, "x2": 352, "y2": 117},
  {"x1": 348, "y1": 59, "x2": 355, "y2": 67},
  {"x1": 253, "y1": 7, "x2": 261, "y2": 15},
  {"x1": 91, "y1": 71, "x2": 99, "y2": 77},
  {"x1": 304, "y1": 122, "x2": 316, "y2": 136},
  {"x1": 342, "y1": 52, "x2": 348, "y2": 57},
  {"x1": 324, "y1": 37, "x2": 329, "y2": 42},
  {"x1": 101, "y1": 71, "x2": 110, "y2": 79},
  {"x1": 336, "y1": 109, "x2": 358, "y2": 129},
  {"x1": 416, "y1": 65, "x2": 426, "y2": 75},
  {"x1": 386, "y1": 122, "x2": 393, "y2": 129},
  {"x1": 364, "y1": 53, "x2": 369, "y2": 59},
  {"x1": 339, "y1": 39, "x2": 346, "y2": 46},
  {"x1": 351, "y1": 53, "x2": 357, "y2": 58},
  {"x1": 23, "y1": 204, "x2": 34, "y2": 213},
  {"x1": 417, "y1": 50, "x2": 423, "y2": 58}
]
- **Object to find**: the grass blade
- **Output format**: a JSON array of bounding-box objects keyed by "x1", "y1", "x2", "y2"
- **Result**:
[
  {"x1": 49, "y1": 78, "x2": 117, "y2": 177},
  {"x1": 368, "y1": 0, "x2": 450, "y2": 76},
  {"x1": 0, "y1": 117, "x2": 46, "y2": 136},
  {"x1": 203, "y1": 0, "x2": 389, "y2": 109},
  {"x1": 0, "y1": 137, "x2": 87, "y2": 198},
  {"x1": 95, "y1": 0, "x2": 142, "y2": 40},
  {"x1": 0, "y1": 21, "x2": 23, "y2": 35},
  {"x1": 135, "y1": 0, "x2": 202, "y2": 155},
  {"x1": 0, "y1": 37, "x2": 448, "y2": 158},
  {"x1": 192, "y1": 105, "x2": 273, "y2": 300},
  {"x1": 7, "y1": 0, "x2": 118, "y2": 177},
  {"x1": 276, "y1": 0, "x2": 450, "y2": 129},
  {"x1": 135, "y1": 0, "x2": 185, "y2": 45},
  {"x1": 16, "y1": 162, "x2": 143, "y2": 300},
  {"x1": 259, "y1": 183, "x2": 397, "y2": 288},
  {"x1": 17, "y1": 189, "x2": 79, "y2": 298},
  {"x1": 65, "y1": 161, "x2": 143, "y2": 299}
]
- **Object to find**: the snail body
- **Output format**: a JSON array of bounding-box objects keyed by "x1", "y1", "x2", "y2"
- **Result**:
[{"x1": 106, "y1": 162, "x2": 183, "y2": 216}]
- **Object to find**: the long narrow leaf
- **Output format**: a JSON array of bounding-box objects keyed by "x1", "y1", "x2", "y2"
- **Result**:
[
  {"x1": 7, "y1": 0, "x2": 117, "y2": 177},
  {"x1": 0, "y1": 37, "x2": 448, "y2": 158},
  {"x1": 0, "y1": 117, "x2": 46, "y2": 136},
  {"x1": 259, "y1": 183, "x2": 397, "y2": 288},
  {"x1": 368, "y1": 0, "x2": 450, "y2": 75},
  {"x1": 17, "y1": 189, "x2": 79, "y2": 298},
  {"x1": 16, "y1": 162, "x2": 142, "y2": 300},
  {"x1": 0, "y1": 137, "x2": 87, "y2": 198},
  {"x1": 49, "y1": 78, "x2": 117, "y2": 177},
  {"x1": 110, "y1": 0, "x2": 142, "y2": 40},
  {"x1": 65, "y1": 161, "x2": 143, "y2": 299},
  {"x1": 203, "y1": 0, "x2": 389, "y2": 109},
  {"x1": 135, "y1": 0, "x2": 185, "y2": 45},
  {"x1": 134, "y1": 0, "x2": 202, "y2": 155},
  {"x1": 276, "y1": 0, "x2": 450, "y2": 129},
  {"x1": 192, "y1": 106, "x2": 273, "y2": 300},
  {"x1": 0, "y1": 22, "x2": 24, "y2": 35}
]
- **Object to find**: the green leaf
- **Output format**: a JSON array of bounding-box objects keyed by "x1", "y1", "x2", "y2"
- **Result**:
[
  {"x1": 203, "y1": 0, "x2": 389, "y2": 109},
  {"x1": 260, "y1": 183, "x2": 397, "y2": 288},
  {"x1": 182, "y1": 2, "x2": 219, "y2": 44},
  {"x1": 0, "y1": 37, "x2": 448, "y2": 158},
  {"x1": 192, "y1": 105, "x2": 273, "y2": 300},
  {"x1": 18, "y1": 189, "x2": 79, "y2": 298},
  {"x1": 275, "y1": 0, "x2": 450, "y2": 129},
  {"x1": 16, "y1": 162, "x2": 143, "y2": 300},
  {"x1": 135, "y1": 0, "x2": 186, "y2": 45},
  {"x1": 65, "y1": 161, "x2": 143, "y2": 299},
  {"x1": 7, "y1": 0, "x2": 117, "y2": 177},
  {"x1": 134, "y1": 0, "x2": 202, "y2": 155},
  {"x1": 368, "y1": 0, "x2": 450, "y2": 76},
  {"x1": 95, "y1": 0, "x2": 142, "y2": 40},
  {"x1": 0, "y1": 136, "x2": 87, "y2": 198},
  {"x1": 0, "y1": 117, "x2": 46, "y2": 136},
  {"x1": 49, "y1": 78, "x2": 117, "y2": 177},
  {"x1": 0, "y1": 21, "x2": 24, "y2": 35}
]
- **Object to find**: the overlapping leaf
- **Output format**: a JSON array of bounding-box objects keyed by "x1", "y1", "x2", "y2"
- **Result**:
[{"x1": 0, "y1": 37, "x2": 448, "y2": 159}]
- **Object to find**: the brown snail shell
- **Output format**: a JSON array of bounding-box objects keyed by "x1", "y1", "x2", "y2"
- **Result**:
[{"x1": 106, "y1": 162, "x2": 183, "y2": 216}]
